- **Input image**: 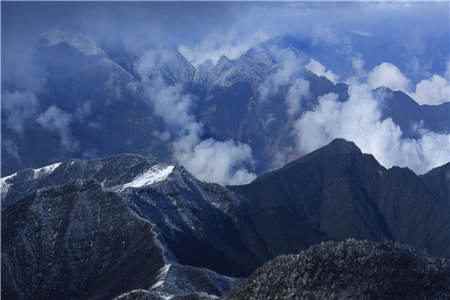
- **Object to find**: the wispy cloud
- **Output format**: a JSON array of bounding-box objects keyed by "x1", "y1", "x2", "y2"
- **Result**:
[
  {"x1": 37, "y1": 106, "x2": 79, "y2": 151},
  {"x1": 2, "y1": 91, "x2": 39, "y2": 134}
]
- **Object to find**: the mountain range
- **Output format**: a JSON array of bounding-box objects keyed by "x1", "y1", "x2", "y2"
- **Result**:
[
  {"x1": 3, "y1": 139, "x2": 450, "y2": 299},
  {"x1": 2, "y1": 31, "x2": 449, "y2": 176}
]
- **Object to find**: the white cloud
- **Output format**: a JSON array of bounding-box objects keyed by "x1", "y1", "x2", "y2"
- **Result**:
[
  {"x1": 286, "y1": 79, "x2": 310, "y2": 117},
  {"x1": 2, "y1": 91, "x2": 39, "y2": 134},
  {"x1": 367, "y1": 62, "x2": 410, "y2": 92},
  {"x1": 175, "y1": 138, "x2": 256, "y2": 185},
  {"x1": 365, "y1": 61, "x2": 450, "y2": 105},
  {"x1": 294, "y1": 84, "x2": 450, "y2": 174},
  {"x1": 37, "y1": 106, "x2": 78, "y2": 151},
  {"x1": 413, "y1": 74, "x2": 450, "y2": 105},
  {"x1": 305, "y1": 59, "x2": 339, "y2": 83}
]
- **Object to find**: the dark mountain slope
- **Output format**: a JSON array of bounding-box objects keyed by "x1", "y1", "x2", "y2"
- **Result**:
[
  {"x1": 231, "y1": 139, "x2": 450, "y2": 260},
  {"x1": 227, "y1": 239, "x2": 450, "y2": 300},
  {"x1": 421, "y1": 162, "x2": 450, "y2": 203},
  {"x1": 122, "y1": 165, "x2": 259, "y2": 276},
  {"x1": 2, "y1": 180, "x2": 166, "y2": 300}
]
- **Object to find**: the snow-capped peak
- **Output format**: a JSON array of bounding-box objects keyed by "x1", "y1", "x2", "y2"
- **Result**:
[
  {"x1": 118, "y1": 165, "x2": 175, "y2": 191},
  {"x1": 41, "y1": 30, "x2": 104, "y2": 56}
]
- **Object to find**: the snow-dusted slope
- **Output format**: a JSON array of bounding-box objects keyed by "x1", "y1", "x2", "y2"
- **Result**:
[
  {"x1": 117, "y1": 165, "x2": 175, "y2": 191},
  {"x1": 1, "y1": 154, "x2": 157, "y2": 208},
  {"x1": 137, "y1": 49, "x2": 196, "y2": 84},
  {"x1": 32, "y1": 162, "x2": 62, "y2": 179},
  {"x1": 194, "y1": 47, "x2": 276, "y2": 89}
]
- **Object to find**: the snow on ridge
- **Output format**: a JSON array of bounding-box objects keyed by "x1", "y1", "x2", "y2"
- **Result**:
[
  {"x1": 151, "y1": 264, "x2": 172, "y2": 289},
  {"x1": 0, "y1": 162, "x2": 62, "y2": 198},
  {"x1": 119, "y1": 165, "x2": 175, "y2": 191},
  {"x1": 1, "y1": 173, "x2": 17, "y2": 198},
  {"x1": 33, "y1": 162, "x2": 62, "y2": 180}
]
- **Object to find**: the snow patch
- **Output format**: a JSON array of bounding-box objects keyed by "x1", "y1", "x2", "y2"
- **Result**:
[
  {"x1": 119, "y1": 165, "x2": 174, "y2": 190},
  {"x1": 33, "y1": 162, "x2": 62, "y2": 179}
]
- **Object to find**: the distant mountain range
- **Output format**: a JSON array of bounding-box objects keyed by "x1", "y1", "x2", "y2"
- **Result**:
[
  {"x1": 3, "y1": 139, "x2": 450, "y2": 299},
  {"x1": 2, "y1": 31, "x2": 449, "y2": 176}
]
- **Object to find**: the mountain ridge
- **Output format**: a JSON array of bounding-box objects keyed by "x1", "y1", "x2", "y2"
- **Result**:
[{"x1": 3, "y1": 139, "x2": 450, "y2": 299}]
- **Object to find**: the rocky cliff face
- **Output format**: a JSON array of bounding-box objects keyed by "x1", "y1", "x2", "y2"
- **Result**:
[{"x1": 227, "y1": 239, "x2": 450, "y2": 300}]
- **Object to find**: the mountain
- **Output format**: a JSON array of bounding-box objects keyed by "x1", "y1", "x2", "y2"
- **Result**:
[
  {"x1": 1, "y1": 154, "x2": 248, "y2": 300},
  {"x1": 231, "y1": 139, "x2": 450, "y2": 260},
  {"x1": 3, "y1": 139, "x2": 450, "y2": 299},
  {"x1": 227, "y1": 239, "x2": 450, "y2": 300}
]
